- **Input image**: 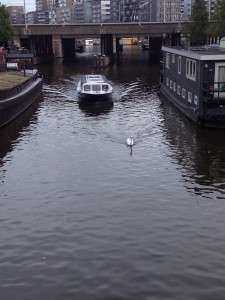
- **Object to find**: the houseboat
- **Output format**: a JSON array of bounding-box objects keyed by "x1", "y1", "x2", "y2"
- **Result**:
[
  {"x1": 77, "y1": 74, "x2": 113, "y2": 101},
  {"x1": 160, "y1": 40, "x2": 225, "y2": 128},
  {"x1": 0, "y1": 52, "x2": 43, "y2": 128}
]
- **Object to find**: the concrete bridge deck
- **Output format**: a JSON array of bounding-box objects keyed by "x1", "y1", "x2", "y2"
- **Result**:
[{"x1": 14, "y1": 22, "x2": 188, "y2": 38}]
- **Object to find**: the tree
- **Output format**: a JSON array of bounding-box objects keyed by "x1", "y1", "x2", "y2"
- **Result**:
[
  {"x1": 189, "y1": 0, "x2": 209, "y2": 45},
  {"x1": 210, "y1": 0, "x2": 225, "y2": 38},
  {"x1": 0, "y1": 3, "x2": 14, "y2": 46}
]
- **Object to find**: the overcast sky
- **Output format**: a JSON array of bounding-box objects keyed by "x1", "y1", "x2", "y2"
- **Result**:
[{"x1": 1, "y1": 0, "x2": 35, "y2": 11}]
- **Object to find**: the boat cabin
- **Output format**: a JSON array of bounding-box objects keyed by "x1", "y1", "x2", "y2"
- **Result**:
[{"x1": 79, "y1": 75, "x2": 111, "y2": 93}]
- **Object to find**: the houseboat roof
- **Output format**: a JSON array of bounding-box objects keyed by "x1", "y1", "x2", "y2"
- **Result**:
[{"x1": 162, "y1": 45, "x2": 225, "y2": 61}]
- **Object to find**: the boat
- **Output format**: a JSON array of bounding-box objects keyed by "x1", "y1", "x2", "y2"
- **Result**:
[
  {"x1": 0, "y1": 52, "x2": 43, "y2": 128},
  {"x1": 77, "y1": 74, "x2": 113, "y2": 101},
  {"x1": 160, "y1": 39, "x2": 225, "y2": 128},
  {"x1": 141, "y1": 39, "x2": 149, "y2": 51}
]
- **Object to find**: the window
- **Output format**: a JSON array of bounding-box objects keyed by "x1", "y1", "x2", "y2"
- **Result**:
[
  {"x1": 170, "y1": 80, "x2": 173, "y2": 89},
  {"x1": 84, "y1": 85, "x2": 91, "y2": 91},
  {"x1": 194, "y1": 95, "x2": 198, "y2": 105},
  {"x1": 173, "y1": 82, "x2": 176, "y2": 91},
  {"x1": 177, "y1": 85, "x2": 181, "y2": 95},
  {"x1": 172, "y1": 54, "x2": 175, "y2": 63},
  {"x1": 186, "y1": 59, "x2": 196, "y2": 80},
  {"x1": 215, "y1": 63, "x2": 225, "y2": 91},
  {"x1": 102, "y1": 85, "x2": 108, "y2": 91},
  {"x1": 166, "y1": 77, "x2": 169, "y2": 86},
  {"x1": 182, "y1": 88, "x2": 186, "y2": 99},
  {"x1": 178, "y1": 56, "x2": 181, "y2": 74},
  {"x1": 166, "y1": 52, "x2": 170, "y2": 68},
  {"x1": 188, "y1": 92, "x2": 192, "y2": 103}
]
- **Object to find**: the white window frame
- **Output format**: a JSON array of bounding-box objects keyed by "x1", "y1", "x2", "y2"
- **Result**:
[
  {"x1": 173, "y1": 82, "x2": 176, "y2": 91},
  {"x1": 186, "y1": 59, "x2": 196, "y2": 80},
  {"x1": 178, "y1": 56, "x2": 181, "y2": 74},
  {"x1": 188, "y1": 91, "x2": 192, "y2": 103},
  {"x1": 182, "y1": 88, "x2": 186, "y2": 99},
  {"x1": 194, "y1": 95, "x2": 198, "y2": 105},
  {"x1": 166, "y1": 52, "x2": 170, "y2": 68},
  {"x1": 172, "y1": 54, "x2": 175, "y2": 63},
  {"x1": 177, "y1": 85, "x2": 181, "y2": 95},
  {"x1": 166, "y1": 77, "x2": 169, "y2": 86},
  {"x1": 170, "y1": 80, "x2": 173, "y2": 89}
]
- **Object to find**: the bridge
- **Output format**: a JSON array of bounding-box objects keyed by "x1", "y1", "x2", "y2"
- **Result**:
[{"x1": 13, "y1": 22, "x2": 189, "y2": 64}]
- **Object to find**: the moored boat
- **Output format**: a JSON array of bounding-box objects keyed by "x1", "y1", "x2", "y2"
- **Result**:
[
  {"x1": 0, "y1": 53, "x2": 43, "y2": 128},
  {"x1": 160, "y1": 40, "x2": 225, "y2": 128},
  {"x1": 77, "y1": 74, "x2": 113, "y2": 101}
]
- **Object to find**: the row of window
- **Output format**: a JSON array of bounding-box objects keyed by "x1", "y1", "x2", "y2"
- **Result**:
[
  {"x1": 166, "y1": 77, "x2": 198, "y2": 105},
  {"x1": 166, "y1": 52, "x2": 196, "y2": 81}
]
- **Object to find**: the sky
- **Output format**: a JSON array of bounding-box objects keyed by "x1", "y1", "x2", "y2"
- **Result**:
[{"x1": 0, "y1": 0, "x2": 35, "y2": 11}]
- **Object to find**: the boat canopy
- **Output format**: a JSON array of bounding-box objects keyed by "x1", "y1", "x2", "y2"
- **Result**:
[{"x1": 80, "y1": 74, "x2": 108, "y2": 85}]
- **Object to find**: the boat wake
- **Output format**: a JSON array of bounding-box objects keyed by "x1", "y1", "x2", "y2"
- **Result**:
[{"x1": 43, "y1": 86, "x2": 75, "y2": 101}]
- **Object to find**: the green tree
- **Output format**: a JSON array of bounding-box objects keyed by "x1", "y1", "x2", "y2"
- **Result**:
[
  {"x1": 189, "y1": 0, "x2": 209, "y2": 45},
  {"x1": 0, "y1": 3, "x2": 14, "y2": 46},
  {"x1": 210, "y1": 0, "x2": 225, "y2": 37}
]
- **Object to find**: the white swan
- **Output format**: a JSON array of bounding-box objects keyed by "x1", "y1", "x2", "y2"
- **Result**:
[{"x1": 127, "y1": 136, "x2": 134, "y2": 146}]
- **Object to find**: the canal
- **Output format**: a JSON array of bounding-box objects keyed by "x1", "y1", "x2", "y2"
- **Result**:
[{"x1": 1, "y1": 45, "x2": 225, "y2": 299}]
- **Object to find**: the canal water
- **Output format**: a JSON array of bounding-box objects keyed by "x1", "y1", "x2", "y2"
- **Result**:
[{"x1": 1, "y1": 45, "x2": 225, "y2": 299}]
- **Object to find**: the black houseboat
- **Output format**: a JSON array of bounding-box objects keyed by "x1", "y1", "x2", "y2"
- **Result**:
[{"x1": 160, "y1": 40, "x2": 225, "y2": 128}]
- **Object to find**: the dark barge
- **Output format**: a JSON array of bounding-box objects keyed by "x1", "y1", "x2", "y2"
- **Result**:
[
  {"x1": 0, "y1": 53, "x2": 43, "y2": 128},
  {"x1": 160, "y1": 40, "x2": 225, "y2": 128}
]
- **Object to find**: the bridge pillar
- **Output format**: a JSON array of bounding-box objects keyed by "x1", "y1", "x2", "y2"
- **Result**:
[
  {"x1": 149, "y1": 37, "x2": 163, "y2": 61},
  {"x1": 100, "y1": 34, "x2": 113, "y2": 56},
  {"x1": 52, "y1": 35, "x2": 63, "y2": 58}
]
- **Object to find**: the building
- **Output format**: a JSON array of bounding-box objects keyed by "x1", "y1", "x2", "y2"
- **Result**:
[
  {"x1": 92, "y1": 0, "x2": 111, "y2": 23},
  {"x1": 72, "y1": 0, "x2": 92, "y2": 23},
  {"x1": 6, "y1": 6, "x2": 25, "y2": 24},
  {"x1": 157, "y1": 0, "x2": 184, "y2": 22}
]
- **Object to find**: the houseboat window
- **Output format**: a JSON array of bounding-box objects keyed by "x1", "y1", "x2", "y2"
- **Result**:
[
  {"x1": 172, "y1": 54, "x2": 175, "y2": 63},
  {"x1": 188, "y1": 92, "x2": 192, "y2": 103},
  {"x1": 186, "y1": 59, "x2": 196, "y2": 80},
  {"x1": 173, "y1": 82, "x2": 176, "y2": 91},
  {"x1": 166, "y1": 52, "x2": 170, "y2": 68},
  {"x1": 166, "y1": 77, "x2": 169, "y2": 86},
  {"x1": 178, "y1": 57, "x2": 181, "y2": 74},
  {"x1": 194, "y1": 95, "x2": 198, "y2": 105},
  {"x1": 182, "y1": 88, "x2": 186, "y2": 99},
  {"x1": 170, "y1": 80, "x2": 173, "y2": 89},
  {"x1": 215, "y1": 64, "x2": 225, "y2": 91},
  {"x1": 177, "y1": 85, "x2": 181, "y2": 95},
  {"x1": 84, "y1": 85, "x2": 91, "y2": 91}
]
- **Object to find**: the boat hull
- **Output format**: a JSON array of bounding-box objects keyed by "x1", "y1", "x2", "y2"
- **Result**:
[
  {"x1": 160, "y1": 84, "x2": 225, "y2": 128},
  {"x1": 0, "y1": 74, "x2": 43, "y2": 128},
  {"x1": 78, "y1": 92, "x2": 112, "y2": 102}
]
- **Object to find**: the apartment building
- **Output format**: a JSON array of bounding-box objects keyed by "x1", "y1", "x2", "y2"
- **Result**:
[{"x1": 6, "y1": 6, "x2": 25, "y2": 24}]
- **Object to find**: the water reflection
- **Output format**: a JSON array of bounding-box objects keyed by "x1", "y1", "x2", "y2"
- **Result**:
[
  {"x1": 160, "y1": 96, "x2": 225, "y2": 199},
  {"x1": 0, "y1": 95, "x2": 43, "y2": 169},
  {"x1": 78, "y1": 100, "x2": 114, "y2": 116}
]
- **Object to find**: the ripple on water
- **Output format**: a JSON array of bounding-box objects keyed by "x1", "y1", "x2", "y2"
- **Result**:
[{"x1": 1, "y1": 49, "x2": 225, "y2": 299}]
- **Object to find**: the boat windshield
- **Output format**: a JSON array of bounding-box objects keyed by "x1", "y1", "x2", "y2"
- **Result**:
[
  {"x1": 102, "y1": 85, "x2": 109, "y2": 91},
  {"x1": 92, "y1": 85, "x2": 101, "y2": 91},
  {"x1": 84, "y1": 84, "x2": 91, "y2": 91}
]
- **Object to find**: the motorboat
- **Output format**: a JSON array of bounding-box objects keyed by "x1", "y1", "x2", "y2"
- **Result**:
[{"x1": 77, "y1": 74, "x2": 113, "y2": 101}]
